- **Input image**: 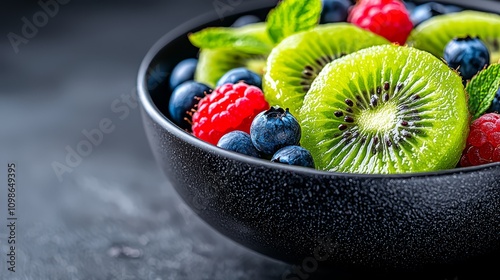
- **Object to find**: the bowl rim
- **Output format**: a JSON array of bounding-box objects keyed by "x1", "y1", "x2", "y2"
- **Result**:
[{"x1": 137, "y1": 0, "x2": 500, "y2": 179}]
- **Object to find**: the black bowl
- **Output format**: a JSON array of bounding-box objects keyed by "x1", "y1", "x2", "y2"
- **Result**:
[{"x1": 137, "y1": 0, "x2": 500, "y2": 273}]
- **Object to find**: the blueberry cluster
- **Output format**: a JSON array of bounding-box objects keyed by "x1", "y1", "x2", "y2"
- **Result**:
[
  {"x1": 217, "y1": 106, "x2": 315, "y2": 168},
  {"x1": 168, "y1": 61, "x2": 264, "y2": 131},
  {"x1": 168, "y1": 58, "x2": 212, "y2": 130}
]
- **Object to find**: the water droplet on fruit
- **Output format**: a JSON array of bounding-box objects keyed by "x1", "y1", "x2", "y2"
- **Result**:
[
  {"x1": 383, "y1": 93, "x2": 390, "y2": 102},
  {"x1": 370, "y1": 95, "x2": 379, "y2": 107},
  {"x1": 302, "y1": 69, "x2": 314, "y2": 78},
  {"x1": 385, "y1": 137, "x2": 392, "y2": 147}
]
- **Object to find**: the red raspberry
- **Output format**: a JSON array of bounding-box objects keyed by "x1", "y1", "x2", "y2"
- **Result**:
[
  {"x1": 348, "y1": 0, "x2": 413, "y2": 45},
  {"x1": 192, "y1": 83, "x2": 269, "y2": 145},
  {"x1": 460, "y1": 113, "x2": 500, "y2": 167},
  {"x1": 357, "y1": 0, "x2": 404, "y2": 5}
]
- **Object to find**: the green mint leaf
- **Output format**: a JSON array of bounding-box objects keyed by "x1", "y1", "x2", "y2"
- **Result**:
[
  {"x1": 466, "y1": 64, "x2": 500, "y2": 119},
  {"x1": 188, "y1": 27, "x2": 272, "y2": 54},
  {"x1": 266, "y1": 0, "x2": 322, "y2": 44}
]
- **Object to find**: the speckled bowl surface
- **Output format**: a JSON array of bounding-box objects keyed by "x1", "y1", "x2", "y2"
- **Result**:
[{"x1": 138, "y1": 0, "x2": 500, "y2": 272}]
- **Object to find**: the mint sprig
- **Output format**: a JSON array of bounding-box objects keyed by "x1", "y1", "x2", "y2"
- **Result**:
[
  {"x1": 188, "y1": 0, "x2": 323, "y2": 54},
  {"x1": 466, "y1": 64, "x2": 500, "y2": 119},
  {"x1": 188, "y1": 27, "x2": 272, "y2": 54},
  {"x1": 266, "y1": 0, "x2": 322, "y2": 44}
]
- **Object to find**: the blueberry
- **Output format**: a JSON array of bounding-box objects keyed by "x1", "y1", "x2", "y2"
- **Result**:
[
  {"x1": 320, "y1": 0, "x2": 352, "y2": 24},
  {"x1": 169, "y1": 58, "x2": 198, "y2": 90},
  {"x1": 487, "y1": 87, "x2": 500, "y2": 113},
  {"x1": 231, "y1": 15, "x2": 261, "y2": 27},
  {"x1": 216, "y1": 67, "x2": 262, "y2": 88},
  {"x1": 410, "y1": 2, "x2": 462, "y2": 27},
  {"x1": 444, "y1": 36, "x2": 490, "y2": 82},
  {"x1": 271, "y1": 146, "x2": 315, "y2": 168},
  {"x1": 168, "y1": 81, "x2": 211, "y2": 130},
  {"x1": 250, "y1": 107, "x2": 301, "y2": 155},
  {"x1": 403, "y1": 1, "x2": 417, "y2": 13},
  {"x1": 443, "y1": 5, "x2": 463, "y2": 14},
  {"x1": 217, "y1": 131, "x2": 260, "y2": 158}
]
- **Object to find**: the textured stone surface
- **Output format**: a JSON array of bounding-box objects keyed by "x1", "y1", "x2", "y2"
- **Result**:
[{"x1": 0, "y1": 1, "x2": 286, "y2": 279}]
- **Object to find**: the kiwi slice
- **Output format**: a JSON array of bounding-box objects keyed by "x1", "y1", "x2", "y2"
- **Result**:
[
  {"x1": 300, "y1": 45, "x2": 469, "y2": 174},
  {"x1": 195, "y1": 49, "x2": 267, "y2": 87},
  {"x1": 263, "y1": 23, "x2": 390, "y2": 118},
  {"x1": 409, "y1": 11, "x2": 500, "y2": 63},
  {"x1": 195, "y1": 23, "x2": 271, "y2": 87}
]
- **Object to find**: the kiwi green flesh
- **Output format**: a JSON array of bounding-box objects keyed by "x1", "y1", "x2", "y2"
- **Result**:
[
  {"x1": 194, "y1": 23, "x2": 271, "y2": 88},
  {"x1": 300, "y1": 45, "x2": 469, "y2": 174},
  {"x1": 195, "y1": 48, "x2": 267, "y2": 87},
  {"x1": 409, "y1": 11, "x2": 500, "y2": 63},
  {"x1": 263, "y1": 23, "x2": 390, "y2": 119}
]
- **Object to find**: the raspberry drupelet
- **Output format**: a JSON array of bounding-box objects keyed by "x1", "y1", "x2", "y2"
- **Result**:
[
  {"x1": 191, "y1": 82, "x2": 269, "y2": 145},
  {"x1": 348, "y1": 0, "x2": 413, "y2": 45},
  {"x1": 460, "y1": 113, "x2": 500, "y2": 167}
]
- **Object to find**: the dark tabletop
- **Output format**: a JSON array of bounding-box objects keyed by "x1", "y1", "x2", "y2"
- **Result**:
[{"x1": 0, "y1": 1, "x2": 496, "y2": 279}]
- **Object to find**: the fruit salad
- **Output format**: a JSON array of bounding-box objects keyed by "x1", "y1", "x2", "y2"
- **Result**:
[{"x1": 166, "y1": 0, "x2": 500, "y2": 174}]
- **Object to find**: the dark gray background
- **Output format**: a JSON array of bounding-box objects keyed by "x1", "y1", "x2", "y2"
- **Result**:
[
  {"x1": 0, "y1": 1, "x2": 497, "y2": 279},
  {"x1": 0, "y1": 1, "x2": 290, "y2": 279}
]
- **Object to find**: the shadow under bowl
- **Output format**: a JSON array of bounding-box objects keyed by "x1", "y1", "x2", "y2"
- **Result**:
[{"x1": 137, "y1": 0, "x2": 500, "y2": 274}]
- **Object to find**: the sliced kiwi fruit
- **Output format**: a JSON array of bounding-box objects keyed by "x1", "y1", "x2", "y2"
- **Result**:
[
  {"x1": 263, "y1": 23, "x2": 390, "y2": 118},
  {"x1": 409, "y1": 11, "x2": 500, "y2": 63},
  {"x1": 300, "y1": 45, "x2": 469, "y2": 174},
  {"x1": 195, "y1": 49, "x2": 267, "y2": 87},
  {"x1": 195, "y1": 23, "x2": 271, "y2": 87}
]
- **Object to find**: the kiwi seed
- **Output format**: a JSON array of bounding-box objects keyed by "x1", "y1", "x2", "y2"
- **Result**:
[
  {"x1": 330, "y1": 81, "x2": 430, "y2": 155},
  {"x1": 263, "y1": 23, "x2": 390, "y2": 118}
]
